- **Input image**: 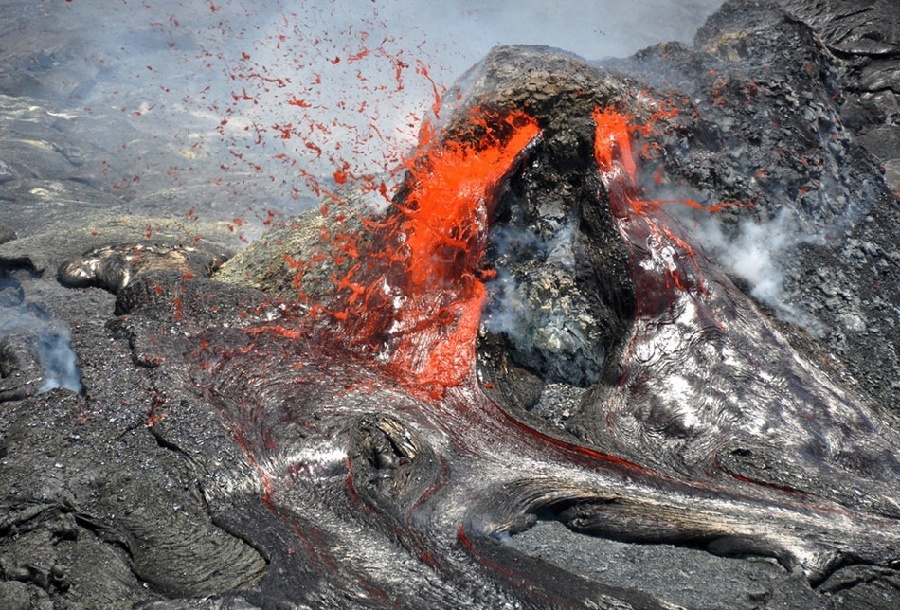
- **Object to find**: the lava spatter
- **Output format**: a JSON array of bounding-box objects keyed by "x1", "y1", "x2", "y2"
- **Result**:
[{"x1": 268, "y1": 108, "x2": 540, "y2": 399}]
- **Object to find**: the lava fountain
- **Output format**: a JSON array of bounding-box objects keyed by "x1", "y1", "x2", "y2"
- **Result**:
[{"x1": 255, "y1": 107, "x2": 540, "y2": 399}]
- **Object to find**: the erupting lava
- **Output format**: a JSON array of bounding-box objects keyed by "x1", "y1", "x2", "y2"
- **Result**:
[
  {"x1": 380, "y1": 110, "x2": 540, "y2": 393},
  {"x1": 200, "y1": 49, "x2": 900, "y2": 606},
  {"x1": 269, "y1": 108, "x2": 540, "y2": 398},
  {"x1": 277, "y1": 104, "x2": 719, "y2": 398}
]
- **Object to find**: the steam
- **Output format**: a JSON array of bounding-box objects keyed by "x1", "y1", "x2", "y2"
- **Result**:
[
  {"x1": 687, "y1": 209, "x2": 823, "y2": 331},
  {"x1": 482, "y1": 222, "x2": 575, "y2": 336},
  {"x1": 45, "y1": 0, "x2": 725, "y2": 218},
  {"x1": 482, "y1": 221, "x2": 606, "y2": 386},
  {"x1": 0, "y1": 275, "x2": 81, "y2": 396},
  {"x1": 37, "y1": 329, "x2": 83, "y2": 394},
  {"x1": 0, "y1": 310, "x2": 82, "y2": 396}
]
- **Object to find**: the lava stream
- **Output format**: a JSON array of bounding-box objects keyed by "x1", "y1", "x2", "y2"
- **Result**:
[{"x1": 592, "y1": 106, "x2": 711, "y2": 317}]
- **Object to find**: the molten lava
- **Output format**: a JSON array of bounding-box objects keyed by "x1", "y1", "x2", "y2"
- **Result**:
[
  {"x1": 592, "y1": 106, "x2": 710, "y2": 317},
  {"x1": 273, "y1": 104, "x2": 730, "y2": 397},
  {"x1": 274, "y1": 108, "x2": 540, "y2": 399},
  {"x1": 382, "y1": 111, "x2": 540, "y2": 393}
]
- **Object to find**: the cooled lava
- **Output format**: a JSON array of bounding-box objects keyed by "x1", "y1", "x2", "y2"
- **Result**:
[{"x1": 2, "y1": 1, "x2": 900, "y2": 609}]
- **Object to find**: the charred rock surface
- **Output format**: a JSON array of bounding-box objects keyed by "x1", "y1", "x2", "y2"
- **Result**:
[
  {"x1": 777, "y1": 0, "x2": 900, "y2": 188},
  {"x1": 604, "y1": 0, "x2": 900, "y2": 417},
  {"x1": 0, "y1": 227, "x2": 270, "y2": 608},
  {"x1": 2, "y1": 1, "x2": 900, "y2": 609}
]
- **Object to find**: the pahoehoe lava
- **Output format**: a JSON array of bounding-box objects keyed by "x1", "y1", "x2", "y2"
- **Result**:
[
  {"x1": 3, "y1": 1, "x2": 900, "y2": 608},
  {"x1": 208, "y1": 43, "x2": 900, "y2": 608}
]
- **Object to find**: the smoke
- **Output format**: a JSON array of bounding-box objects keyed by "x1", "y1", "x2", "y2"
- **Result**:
[{"x1": 37, "y1": 0, "x2": 724, "y2": 221}]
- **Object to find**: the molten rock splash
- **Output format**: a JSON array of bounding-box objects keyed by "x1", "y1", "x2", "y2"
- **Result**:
[{"x1": 236, "y1": 107, "x2": 540, "y2": 398}]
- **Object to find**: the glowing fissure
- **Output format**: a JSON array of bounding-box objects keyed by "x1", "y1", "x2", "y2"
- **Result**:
[{"x1": 278, "y1": 108, "x2": 540, "y2": 398}]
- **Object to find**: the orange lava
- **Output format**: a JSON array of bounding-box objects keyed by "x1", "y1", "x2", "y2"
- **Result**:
[
  {"x1": 374, "y1": 109, "x2": 539, "y2": 395},
  {"x1": 284, "y1": 108, "x2": 540, "y2": 399},
  {"x1": 592, "y1": 106, "x2": 712, "y2": 314}
]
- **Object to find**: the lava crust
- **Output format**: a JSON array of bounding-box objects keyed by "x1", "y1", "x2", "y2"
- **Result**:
[{"x1": 3, "y1": 1, "x2": 900, "y2": 609}]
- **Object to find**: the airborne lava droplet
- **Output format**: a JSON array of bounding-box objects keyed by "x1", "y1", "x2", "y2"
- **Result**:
[{"x1": 264, "y1": 108, "x2": 540, "y2": 399}]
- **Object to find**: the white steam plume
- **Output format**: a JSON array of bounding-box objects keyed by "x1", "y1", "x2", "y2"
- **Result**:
[
  {"x1": 0, "y1": 308, "x2": 82, "y2": 396},
  {"x1": 687, "y1": 209, "x2": 823, "y2": 332},
  {"x1": 37, "y1": 329, "x2": 83, "y2": 394}
]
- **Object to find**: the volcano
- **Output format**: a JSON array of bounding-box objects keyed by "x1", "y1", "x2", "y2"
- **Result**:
[{"x1": 2, "y1": 1, "x2": 900, "y2": 609}]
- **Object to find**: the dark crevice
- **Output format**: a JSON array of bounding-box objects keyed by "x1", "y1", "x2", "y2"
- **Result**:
[
  {"x1": 209, "y1": 512, "x2": 273, "y2": 567},
  {"x1": 0, "y1": 258, "x2": 42, "y2": 277},
  {"x1": 70, "y1": 513, "x2": 135, "y2": 561},
  {"x1": 147, "y1": 423, "x2": 190, "y2": 459}
]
